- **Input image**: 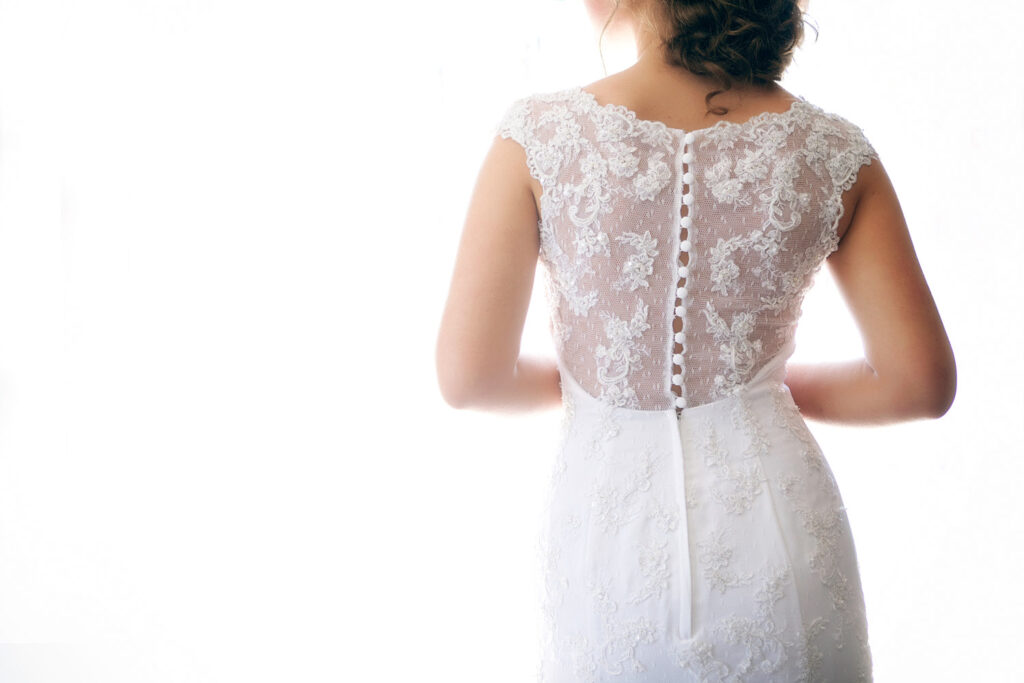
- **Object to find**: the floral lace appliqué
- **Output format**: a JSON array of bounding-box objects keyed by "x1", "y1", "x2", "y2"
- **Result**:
[
  {"x1": 699, "y1": 416, "x2": 764, "y2": 515},
  {"x1": 595, "y1": 302, "x2": 652, "y2": 408},
  {"x1": 613, "y1": 230, "x2": 659, "y2": 292}
]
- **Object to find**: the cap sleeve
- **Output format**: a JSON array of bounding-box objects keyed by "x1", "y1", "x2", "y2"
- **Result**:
[
  {"x1": 493, "y1": 95, "x2": 535, "y2": 150},
  {"x1": 492, "y1": 93, "x2": 560, "y2": 196},
  {"x1": 822, "y1": 117, "x2": 881, "y2": 255},
  {"x1": 829, "y1": 119, "x2": 879, "y2": 194}
]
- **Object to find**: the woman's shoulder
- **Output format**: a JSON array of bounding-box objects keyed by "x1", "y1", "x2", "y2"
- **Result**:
[
  {"x1": 492, "y1": 87, "x2": 582, "y2": 145},
  {"x1": 495, "y1": 86, "x2": 582, "y2": 119}
]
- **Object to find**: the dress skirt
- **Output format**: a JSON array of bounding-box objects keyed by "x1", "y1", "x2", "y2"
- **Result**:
[{"x1": 536, "y1": 347, "x2": 873, "y2": 682}]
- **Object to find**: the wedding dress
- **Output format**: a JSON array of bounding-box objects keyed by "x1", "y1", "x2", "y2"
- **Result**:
[{"x1": 494, "y1": 86, "x2": 878, "y2": 682}]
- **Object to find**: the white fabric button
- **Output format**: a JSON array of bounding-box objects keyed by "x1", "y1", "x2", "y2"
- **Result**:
[
  {"x1": 675, "y1": 396, "x2": 686, "y2": 409},
  {"x1": 675, "y1": 305, "x2": 685, "y2": 316},
  {"x1": 680, "y1": 239, "x2": 692, "y2": 251},
  {"x1": 678, "y1": 265, "x2": 689, "y2": 278},
  {"x1": 683, "y1": 132, "x2": 695, "y2": 145},
  {"x1": 673, "y1": 353, "x2": 683, "y2": 365},
  {"x1": 674, "y1": 332, "x2": 684, "y2": 344},
  {"x1": 683, "y1": 193, "x2": 694, "y2": 206},
  {"x1": 681, "y1": 216, "x2": 692, "y2": 229},
  {"x1": 677, "y1": 286, "x2": 687, "y2": 298},
  {"x1": 682, "y1": 152, "x2": 694, "y2": 164},
  {"x1": 683, "y1": 171, "x2": 694, "y2": 184},
  {"x1": 672, "y1": 373, "x2": 682, "y2": 385}
]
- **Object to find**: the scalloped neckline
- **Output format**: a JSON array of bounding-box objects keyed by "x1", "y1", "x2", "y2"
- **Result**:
[{"x1": 573, "y1": 86, "x2": 811, "y2": 137}]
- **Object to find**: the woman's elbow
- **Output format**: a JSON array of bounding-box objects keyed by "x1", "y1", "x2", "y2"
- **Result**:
[
  {"x1": 436, "y1": 346, "x2": 492, "y2": 410},
  {"x1": 436, "y1": 360, "x2": 475, "y2": 410},
  {"x1": 906, "y1": 356, "x2": 957, "y2": 419},
  {"x1": 927, "y1": 364, "x2": 957, "y2": 418},
  {"x1": 437, "y1": 375, "x2": 470, "y2": 409}
]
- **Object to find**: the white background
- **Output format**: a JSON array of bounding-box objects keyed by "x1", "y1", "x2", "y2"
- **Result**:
[{"x1": 0, "y1": 0, "x2": 1021, "y2": 680}]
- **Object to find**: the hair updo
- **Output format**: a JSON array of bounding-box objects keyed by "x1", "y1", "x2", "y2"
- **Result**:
[{"x1": 601, "y1": 0, "x2": 813, "y2": 115}]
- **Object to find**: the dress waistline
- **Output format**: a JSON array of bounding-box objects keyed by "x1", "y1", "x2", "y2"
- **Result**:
[{"x1": 555, "y1": 339, "x2": 794, "y2": 422}]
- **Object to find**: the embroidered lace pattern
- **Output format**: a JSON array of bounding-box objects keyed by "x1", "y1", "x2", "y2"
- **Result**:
[{"x1": 494, "y1": 86, "x2": 878, "y2": 410}]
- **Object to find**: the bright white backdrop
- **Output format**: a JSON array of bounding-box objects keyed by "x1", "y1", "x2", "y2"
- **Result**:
[{"x1": 0, "y1": 0, "x2": 1021, "y2": 681}]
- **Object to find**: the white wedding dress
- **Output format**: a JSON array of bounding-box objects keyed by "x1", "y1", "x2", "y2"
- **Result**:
[{"x1": 495, "y1": 86, "x2": 878, "y2": 682}]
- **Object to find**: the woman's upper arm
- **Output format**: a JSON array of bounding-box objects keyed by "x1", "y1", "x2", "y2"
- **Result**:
[
  {"x1": 435, "y1": 131, "x2": 543, "y2": 407},
  {"x1": 826, "y1": 156, "x2": 957, "y2": 416}
]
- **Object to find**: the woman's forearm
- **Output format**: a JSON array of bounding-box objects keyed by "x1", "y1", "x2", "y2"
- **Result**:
[
  {"x1": 458, "y1": 354, "x2": 563, "y2": 414},
  {"x1": 783, "y1": 358, "x2": 937, "y2": 425},
  {"x1": 460, "y1": 354, "x2": 938, "y2": 422}
]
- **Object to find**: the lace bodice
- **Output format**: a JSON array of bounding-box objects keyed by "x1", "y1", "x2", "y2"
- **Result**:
[{"x1": 495, "y1": 86, "x2": 878, "y2": 413}]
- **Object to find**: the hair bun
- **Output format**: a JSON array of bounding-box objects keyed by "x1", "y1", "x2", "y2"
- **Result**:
[{"x1": 659, "y1": 0, "x2": 808, "y2": 114}]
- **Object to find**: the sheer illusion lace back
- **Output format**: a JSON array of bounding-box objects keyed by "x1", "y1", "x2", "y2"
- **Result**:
[{"x1": 495, "y1": 86, "x2": 878, "y2": 413}]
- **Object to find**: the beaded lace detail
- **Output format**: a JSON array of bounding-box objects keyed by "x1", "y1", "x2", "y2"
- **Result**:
[{"x1": 495, "y1": 86, "x2": 878, "y2": 411}]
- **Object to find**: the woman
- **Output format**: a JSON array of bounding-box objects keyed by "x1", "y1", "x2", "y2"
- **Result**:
[{"x1": 436, "y1": 0, "x2": 956, "y2": 680}]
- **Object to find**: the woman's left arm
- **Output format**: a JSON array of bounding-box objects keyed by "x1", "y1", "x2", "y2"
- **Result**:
[{"x1": 435, "y1": 134, "x2": 561, "y2": 413}]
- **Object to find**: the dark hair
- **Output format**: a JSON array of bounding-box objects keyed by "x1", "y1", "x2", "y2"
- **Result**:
[{"x1": 600, "y1": 0, "x2": 816, "y2": 115}]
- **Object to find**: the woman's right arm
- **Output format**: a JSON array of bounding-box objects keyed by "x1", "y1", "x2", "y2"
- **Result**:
[{"x1": 784, "y1": 158, "x2": 957, "y2": 424}]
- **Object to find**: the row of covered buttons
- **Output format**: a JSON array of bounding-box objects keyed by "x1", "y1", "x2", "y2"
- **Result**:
[{"x1": 674, "y1": 133, "x2": 696, "y2": 409}]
